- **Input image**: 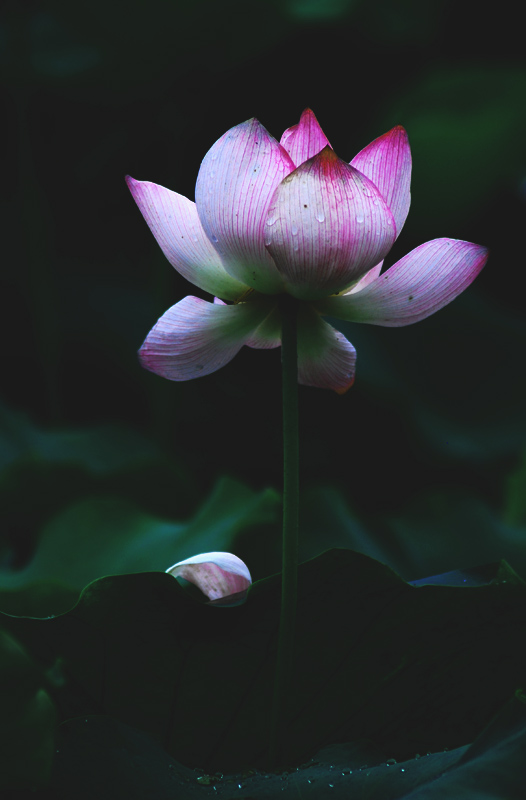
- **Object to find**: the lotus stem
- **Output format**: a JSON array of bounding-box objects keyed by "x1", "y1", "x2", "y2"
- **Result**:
[{"x1": 269, "y1": 295, "x2": 300, "y2": 769}]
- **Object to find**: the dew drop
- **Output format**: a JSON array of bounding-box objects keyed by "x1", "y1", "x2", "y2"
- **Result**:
[
  {"x1": 315, "y1": 211, "x2": 325, "y2": 223},
  {"x1": 192, "y1": 235, "x2": 198, "y2": 242},
  {"x1": 209, "y1": 171, "x2": 215, "y2": 178},
  {"x1": 291, "y1": 224, "x2": 298, "y2": 235},
  {"x1": 264, "y1": 235, "x2": 272, "y2": 246},
  {"x1": 356, "y1": 214, "x2": 364, "y2": 224},
  {"x1": 386, "y1": 758, "x2": 397, "y2": 766},
  {"x1": 210, "y1": 234, "x2": 219, "y2": 243},
  {"x1": 266, "y1": 216, "x2": 278, "y2": 227},
  {"x1": 293, "y1": 243, "x2": 299, "y2": 252},
  {"x1": 400, "y1": 768, "x2": 405, "y2": 773}
]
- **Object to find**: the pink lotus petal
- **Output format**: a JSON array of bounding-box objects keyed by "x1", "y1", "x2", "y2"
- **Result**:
[
  {"x1": 265, "y1": 147, "x2": 396, "y2": 301},
  {"x1": 246, "y1": 302, "x2": 282, "y2": 349},
  {"x1": 280, "y1": 108, "x2": 332, "y2": 167},
  {"x1": 166, "y1": 551, "x2": 252, "y2": 603},
  {"x1": 345, "y1": 261, "x2": 383, "y2": 294},
  {"x1": 126, "y1": 177, "x2": 246, "y2": 300},
  {"x1": 351, "y1": 126, "x2": 411, "y2": 239},
  {"x1": 317, "y1": 239, "x2": 488, "y2": 326},
  {"x1": 297, "y1": 305, "x2": 356, "y2": 393},
  {"x1": 195, "y1": 119, "x2": 295, "y2": 294},
  {"x1": 139, "y1": 295, "x2": 274, "y2": 380}
]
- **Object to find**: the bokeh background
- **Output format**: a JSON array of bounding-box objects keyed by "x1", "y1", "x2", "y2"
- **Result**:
[{"x1": 2, "y1": 0, "x2": 526, "y2": 595}]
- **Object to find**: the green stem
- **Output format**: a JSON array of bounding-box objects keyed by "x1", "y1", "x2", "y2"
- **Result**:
[{"x1": 269, "y1": 296, "x2": 300, "y2": 769}]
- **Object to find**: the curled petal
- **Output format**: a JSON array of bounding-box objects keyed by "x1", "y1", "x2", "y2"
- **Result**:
[
  {"x1": 139, "y1": 295, "x2": 274, "y2": 380},
  {"x1": 126, "y1": 177, "x2": 246, "y2": 300},
  {"x1": 297, "y1": 305, "x2": 356, "y2": 393},
  {"x1": 195, "y1": 119, "x2": 294, "y2": 294},
  {"x1": 317, "y1": 239, "x2": 488, "y2": 326},
  {"x1": 280, "y1": 108, "x2": 332, "y2": 167},
  {"x1": 351, "y1": 126, "x2": 411, "y2": 239},
  {"x1": 266, "y1": 147, "x2": 396, "y2": 301},
  {"x1": 345, "y1": 261, "x2": 383, "y2": 294},
  {"x1": 166, "y1": 552, "x2": 252, "y2": 604}
]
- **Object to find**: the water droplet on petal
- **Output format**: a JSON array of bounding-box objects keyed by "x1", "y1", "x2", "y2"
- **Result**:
[
  {"x1": 266, "y1": 215, "x2": 278, "y2": 227},
  {"x1": 210, "y1": 234, "x2": 219, "y2": 243},
  {"x1": 315, "y1": 212, "x2": 325, "y2": 223},
  {"x1": 293, "y1": 243, "x2": 299, "y2": 252},
  {"x1": 291, "y1": 224, "x2": 298, "y2": 235},
  {"x1": 356, "y1": 214, "x2": 364, "y2": 224}
]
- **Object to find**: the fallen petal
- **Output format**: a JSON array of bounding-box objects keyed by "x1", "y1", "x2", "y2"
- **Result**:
[
  {"x1": 195, "y1": 119, "x2": 294, "y2": 294},
  {"x1": 266, "y1": 147, "x2": 396, "y2": 301},
  {"x1": 297, "y1": 305, "x2": 356, "y2": 393},
  {"x1": 351, "y1": 126, "x2": 411, "y2": 239},
  {"x1": 126, "y1": 177, "x2": 246, "y2": 300},
  {"x1": 280, "y1": 108, "x2": 332, "y2": 167},
  {"x1": 317, "y1": 239, "x2": 488, "y2": 326},
  {"x1": 166, "y1": 552, "x2": 252, "y2": 603},
  {"x1": 139, "y1": 295, "x2": 273, "y2": 380}
]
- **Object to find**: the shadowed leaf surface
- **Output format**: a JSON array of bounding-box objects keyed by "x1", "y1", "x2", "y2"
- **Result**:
[{"x1": 2, "y1": 550, "x2": 525, "y2": 773}]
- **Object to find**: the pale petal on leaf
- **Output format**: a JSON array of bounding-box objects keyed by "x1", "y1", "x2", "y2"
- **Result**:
[
  {"x1": 317, "y1": 239, "x2": 488, "y2": 326},
  {"x1": 126, "y1": 177, "x2": 246, "y2": 300},
  {"x1": 297, "y1": 305, "x2": 356, "y2": 393},
  {"x1": 139, "y1": 295, "x2": 273, "y2": 380},
  {"x1": 280, "y1": 108, "x2": 332, "y2": 167},
  {"x1": 195, "y1": 119, "x2": 294, "y2": 294},
  {"x1": 166, "y1": 552, "x2": 252, "y2": 603},
  {"x1": 266, "y1": 147, "x2": 396, "y2": 301},
  {"x1": 351, "y1": 126, "x2": 411, "y2": 239}
]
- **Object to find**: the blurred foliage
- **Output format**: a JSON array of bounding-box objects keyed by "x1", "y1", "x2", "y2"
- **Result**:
[{"x1": 0, "y1": 630, "x2": 56, "y2": 791}]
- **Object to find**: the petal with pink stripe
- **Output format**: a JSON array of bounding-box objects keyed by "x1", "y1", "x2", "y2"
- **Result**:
[
  {"x1": 266, "y1": 147, "x2": 396, "y2": 301},
  {"x1": 126, "y1": 177, "x2": 246, "y2": 300},
  {"x1": 317, "y1": 239, "x2": 488, "y2": 326},
  {"x1": 166, "y1": 552, "x2": 252, "y2": 603},
  {"x1": 280, "y1": 108, "x2": 332, "y2": 167},
  {"x1": 351, "y1": 126, "x2": 411, "y2": 239},
  {"x1": 139, "y1": 295, "x2": 274, "y2": 380},
  {"x1": 195, "y1": 119, "x2": 295, "y2": 294}
]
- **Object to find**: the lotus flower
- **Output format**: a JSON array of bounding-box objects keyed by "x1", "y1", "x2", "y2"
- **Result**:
[
  {"x1": 127, "y1": 110, "x2": 487, "y2": 393},
  {"x1": 166, "y1": 552, "x2": 252, "y2": 606}
]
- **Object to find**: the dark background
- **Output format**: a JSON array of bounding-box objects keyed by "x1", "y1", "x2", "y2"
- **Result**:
[{"x1": 2, "y1": 0, "x2": 526, "y2": 582}]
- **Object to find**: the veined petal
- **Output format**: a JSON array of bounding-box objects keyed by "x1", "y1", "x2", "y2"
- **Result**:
[
  {"x1": 126, "y1": 177, "x2": 246, "y2": 300},
  {"x1": 280, "y1": 108, "x2": 332, "y2": 167},
  {"x1": 317, "y1": 239, "x2": 488, "y2": 326},
  {"x1": 351, "y1": 126, "x2": 411, "y2": 239},
  {"x1": 139, "y1": 295, "x2": 274, "y2": 380},
  {"x1": 266, "y1": 147, "x2": 396, "y2": 301},
  {"x1": 297, "y1": 305, "x2": 356, "y2": 393},
  {"x1": 166, "y1": 552, "x2": 252, "y2": 603},
  {"x1": 246, "y1": 302, "x2": 282, "y2": 349},
  {"x1": 195, "y1": 119, "x2": 295, "y2": 294},
  {"x1": 345, "y1": 261, "x2": 383, "y2": 294}
]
